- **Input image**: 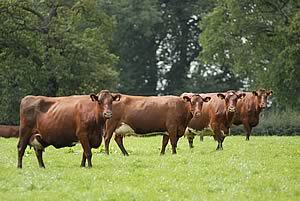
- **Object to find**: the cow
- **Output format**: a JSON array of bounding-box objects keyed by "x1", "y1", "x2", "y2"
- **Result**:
[
  {"x1": 185, "y1": 91, "x2": 246, "y2": 150},
  {"x1": 233, "y1": 89, "x2": 272, "y2": 140},
  {"x1": 103, "y1": 93, "x2": 211, "y2": 156},
  {"x1": 17, "y1": 90, "x2": 121, "y2": 168},
  {"x1": 0, "y1": 125, "x2": 19, "y2": 138}
]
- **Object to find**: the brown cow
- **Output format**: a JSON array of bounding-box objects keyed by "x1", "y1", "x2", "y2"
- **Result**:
[
  {"x1": 104, "y1": 93, "x2": 211, "y2": 156},
  {"x1": 17, "y1": 90, "x2": 121, "y2": 168},
  {"x1": 233, "y1": 89, "x2": 272, "y2": 140},
  {"x1": 185, "y1": 91, "x2": 246, "y2": 150},
  {"x1": 0, "y1": 125, "x2": 19, "y2": 138}
]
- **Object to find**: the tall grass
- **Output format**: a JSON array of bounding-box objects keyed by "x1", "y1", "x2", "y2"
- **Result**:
[{"x1": 0, "y1": 136, "x2": 299, "y2": 201}]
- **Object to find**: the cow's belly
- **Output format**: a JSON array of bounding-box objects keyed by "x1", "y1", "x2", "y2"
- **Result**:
[{"x1": 115, "y1": 123, "x2": 167, "y2": 136}]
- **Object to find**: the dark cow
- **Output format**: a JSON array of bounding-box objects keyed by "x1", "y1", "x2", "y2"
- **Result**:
[
  {"x1": 0, "y1": 125, "x2": 19, "y2": 138},
  {"x1": 104, "y1": 93, "x2": 211, "y2": 156},
  {"x1": 185, "y1": 91, "x2": 246, "y2": 150},
  {"x1": 17, "y1": 90, "x2": 121, "y2": 168},
  {"x1": 233, "y1": 89, "x2": 272, "y2": 140}
]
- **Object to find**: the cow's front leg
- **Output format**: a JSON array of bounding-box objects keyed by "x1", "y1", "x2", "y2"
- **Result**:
[{"x1": 79, "y1": 135, "x2": 92, "y2": 168}]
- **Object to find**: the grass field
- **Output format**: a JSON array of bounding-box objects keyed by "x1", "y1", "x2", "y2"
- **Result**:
[{"x1": 0, "y1": 136, "x2": 299, "y2": 201}]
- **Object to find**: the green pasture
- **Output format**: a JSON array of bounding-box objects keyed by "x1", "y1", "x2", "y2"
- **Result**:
[{"x1": 0, "y1": 136, "x2": 299, "y2": 201}]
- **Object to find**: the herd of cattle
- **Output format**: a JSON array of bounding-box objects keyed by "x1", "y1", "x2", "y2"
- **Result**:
[{"x1": 0, "y1": 89, "x2": 272, "y2": 168}]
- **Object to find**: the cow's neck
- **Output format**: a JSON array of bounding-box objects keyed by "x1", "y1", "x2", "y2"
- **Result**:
[{"x1": 225, "y1": 111, "x2": 235, "y2": 128}]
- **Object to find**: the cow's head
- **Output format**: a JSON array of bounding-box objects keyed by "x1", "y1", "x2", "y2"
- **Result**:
[
  {"x1": 252, "y1": 89, "x2": 272, "y2": 109},
  {"x1": 181, "y1": 93, "x2": 211, "y2": 118},
  {"x1": 90, "y1": 90, "x2": 121, "y2": 119},
  {"x1": 217, "y1": 90, "x2": 246, "y2": 113}
]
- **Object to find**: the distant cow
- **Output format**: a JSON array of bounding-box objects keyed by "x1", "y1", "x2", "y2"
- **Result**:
[
  {"x1": 0, "y1": 125, "x2": 19, "y2": 138},
  {"x1": 104, "y1": 93, "x2": 211, "y2": 155},
  {"x1": 17, "y1": 90, "x2": 121, "y2": 168},
  {"x1": 233, "y1": 89, "x2": 272, "y2": 140},
  {"x1": 185, "y1": 91, "x2": 246, "y2": 150}
]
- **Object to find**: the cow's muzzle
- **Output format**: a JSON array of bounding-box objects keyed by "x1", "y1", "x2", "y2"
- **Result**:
[
  {"x1": 103, "y1": 111, "x2": 112, "y2": 119},
  {"x1": 228, "y1": 106, "x2": 236, "y2": 113},
  {"x1": 194, "y1": 111, "x2": 201, "y2": 118}
]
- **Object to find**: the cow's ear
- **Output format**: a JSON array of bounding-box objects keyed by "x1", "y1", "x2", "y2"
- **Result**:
[
  {"x1": 217, "y1": 93, "x2": 225, "y2": 100},
  {"x1": 252, "y1": 91, "x2": 258, "y2": 96},
  {"x1": 90, "y1": 93, "x2": 98, "y2": 102},
  {"x1": 267, "y1": 90, "x2": 273, "y2": 96},
  {"x1": 182, "y1": 96, "x2": 191, "y2": 102},
  {"x1": 238, "y1": 93, "x2": 246, "y2": 99},
  {"x1": 112, "y1": 93, "x2": 121, "y2": 101},
  {"x1": 203, "y1": 97, "x2": 211, "y2": 102}
]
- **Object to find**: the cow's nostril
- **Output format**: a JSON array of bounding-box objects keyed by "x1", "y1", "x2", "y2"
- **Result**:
[{"x1": 103, "y1": 112, "x2": 112, "y2": 118}]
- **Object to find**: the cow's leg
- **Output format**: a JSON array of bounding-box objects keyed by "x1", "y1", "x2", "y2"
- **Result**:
[
  {"x1": 186, "y1": 130, "x2": 194, "y2": 149},
  {"x1": 169, "y1": 130, "x2": 178, "y2": 154},
  {"x1": 200, "y1": 135, "x2": 204, "y2": 142},
  {"x1": 114, "y1": 134, "x2": 129, "y2": 156},
  {"x1": 34, "y1": 148, "x2": 45, "y2": 168},
  {"x1": 17, "y1": 127, "x2": 32, "y2": 168},
  {"x1": 104, "y1": 124, "x2": 118, "y2": 155},
  {"x1": 212, "y1": 126, "x2": 222, "y2": 151},
  {"x1": 81, "y1": 153, "x2": 86, "y2": 167},
  {"x1": 79, "y1": 135, "x2": 92, "y2": 168},
  {"x1": 243, "y1": 122, "x2": 252, "y2": 141},
  {"x1": 160, "y1": 135, "x2": 169, "y2": 155},
  {"x1": 219, "y1": 134, "x2": 226, "y2": 150}
]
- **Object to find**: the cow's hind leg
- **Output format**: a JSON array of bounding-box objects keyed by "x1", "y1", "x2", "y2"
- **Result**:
[
  {"x1": 17, "y1": 127, "x2": 32, "y2": 168},
  {"x1": 81, "y1": 153, "x2": 86, "y2": 167},
  {"x1": 114, "y1": 134, "x2": 129, "y2": 156},
  {"x1": 160, "y1": 135, "x2": 169, "y2": 155},
  {"x1": 169, "y1": 129, "x2": 178, "y2": 154},
  {"x1": 34, "y1": 148, "x2": 45, "y2": 168}
]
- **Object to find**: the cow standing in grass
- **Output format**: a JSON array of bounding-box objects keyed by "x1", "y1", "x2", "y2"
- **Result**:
[
  {"x1": 104, "y1": 93, "x2": 211, "y2": 155},
  {"x1": 17, "y1": 90, "x2": 121, "y2": 168},
  {"x1": 185, "y1": 91, "x2": 246, "y2": 150},
  {"x1": 0, "y1": 125, "x2": 19, "y2": 138},
  {"x1": 233, "y1": 89, "x2": 272, "y2": 140}
]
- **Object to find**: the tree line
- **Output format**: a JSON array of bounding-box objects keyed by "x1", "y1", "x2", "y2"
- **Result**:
[{"x1": 0, "y1": 0, "x2": 299, "y2": 124}]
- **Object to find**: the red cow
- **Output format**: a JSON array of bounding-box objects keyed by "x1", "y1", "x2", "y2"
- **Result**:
[
  {"x1": 104, "y1": 93, "x2": 211, "y2": 155},
  {"x1": 17, "y1": 90, "x2": 121, "y2": 168},
  {"x1": 0, "y1": 125, "x2": 19, "y2": 138},
  {"x1": 185, "y1": 91, "x2": 246, "y2": 150},
  {"x1": 233, "y1": 89, "x2": 272, "y2": 140}
]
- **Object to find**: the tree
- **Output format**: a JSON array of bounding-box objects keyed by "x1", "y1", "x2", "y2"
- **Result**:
[
  {"x1": 0, "y1": 0, "x2": 119, "y2": 124},
  {"x1": 103, "y1": 0, "x2": 162, "y2": 95},
  {"x1": 200, "y1": 0, "x2": 300, "y2": 109}
]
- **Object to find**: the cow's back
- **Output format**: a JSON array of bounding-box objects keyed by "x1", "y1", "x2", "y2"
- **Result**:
[
  {"x1": 107, "y1": 95, "x2": 190, "y2": 134},
  {"x1": 20, "y1": 95, "x2": 99, "y2": 147},
  {"x1": 0, "y1": 125, "x2": 19, "y2": 138}
]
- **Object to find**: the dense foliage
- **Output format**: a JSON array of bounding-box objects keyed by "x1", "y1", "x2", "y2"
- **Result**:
[
  {"x1": 0, "y1": 0, "x2": 119, "y2": 123},
  {"x1": 200, "y1": 0, "x2": 300, "y2": 109},
  {"x1": 0, "y1": 0, "x2": 299, "y2": 124}
]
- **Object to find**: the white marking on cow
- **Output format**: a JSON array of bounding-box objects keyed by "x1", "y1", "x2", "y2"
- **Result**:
[
  {"x1": 114, "y1": 123, "x2": 167, "y2": 136},
  {"x1": 30, "y1": 134, "x2": 44, "y2": 150}
]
